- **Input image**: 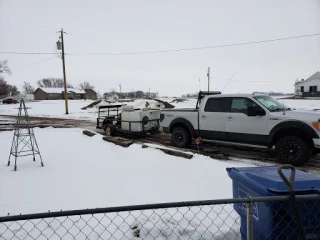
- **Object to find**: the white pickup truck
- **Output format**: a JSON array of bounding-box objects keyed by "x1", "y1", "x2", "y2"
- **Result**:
[{"x1": 160, "y1": 91, "x2": 320, "y2": 166}]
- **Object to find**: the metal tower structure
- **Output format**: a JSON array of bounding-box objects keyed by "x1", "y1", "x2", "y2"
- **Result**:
[{"x1": 8, "y1": 99, "x2": 44, "y2": 171}]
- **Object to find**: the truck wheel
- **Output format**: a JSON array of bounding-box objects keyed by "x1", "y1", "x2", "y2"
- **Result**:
[
  {"x1": 171, "y1": 127, "x2": 191, "y2": 148},
  {"x1": 104, "y1": 125, "x2": 115, "y2": 136},
  {"x1": 275, "y1": 136, "x2": 311, "y2": 166}
]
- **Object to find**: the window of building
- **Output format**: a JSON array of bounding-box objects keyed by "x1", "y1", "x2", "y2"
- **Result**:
[
  {"x1": 204, "y1": 98, "x2": 226, "y2": 112},
  {"x1": 300, "y1": 86, "x2": 304, "y2": 92},
  {"x1": 309, "y1": 86, "x2": 317, "y2": 92}
]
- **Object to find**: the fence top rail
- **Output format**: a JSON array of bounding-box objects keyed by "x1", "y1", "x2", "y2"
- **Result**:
[{"x1": 0, "y1": 194, "x2": 319, "y2": 223}]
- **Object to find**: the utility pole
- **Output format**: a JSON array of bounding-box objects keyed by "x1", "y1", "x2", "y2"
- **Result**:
[
  {"x1": 57, "y1": 29, "x2": 69, "y2": 114},
  {"x1": 207, "y1": 67, "x2": 210, "y2": 92},
  {"x1": 119, "y1": 84, "x2": 121, "y2": 93}
]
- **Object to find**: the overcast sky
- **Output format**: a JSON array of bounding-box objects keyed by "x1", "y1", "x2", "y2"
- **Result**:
[{"x1": 0, "y1": 0, "x2": 319, "y2": 96}]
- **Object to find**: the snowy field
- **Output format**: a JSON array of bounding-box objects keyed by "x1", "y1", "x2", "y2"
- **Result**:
[
  {"x1": 0, "y1": 128, "x2": 251, "y2": 216},
  {"x1": 0, "y1": 128, "x2": 251, "y2": 239},
  {"x1": 0, "y1": 97, "x2": 319, "y2": 121},
  {"x1": 0, "y1": 100, "x2": 96, "y2": 120}
]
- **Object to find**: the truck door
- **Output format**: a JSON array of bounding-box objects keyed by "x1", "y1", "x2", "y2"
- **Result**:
[
  {"x1": 199, "y1": 97, "x2": 227, "y2": 140},
  {"x1": 226, "y1": 97, "x2": 269, "y2": 144}
]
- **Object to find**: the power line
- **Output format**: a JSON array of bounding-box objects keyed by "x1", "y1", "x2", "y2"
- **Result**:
[
  {"x1": 1, "y1": 32, "x2": 319, "y2": 56},
  {"x1": 67, "y1": 33, "x2": 320, "y2": 56},
  {"x1": 221, "y1": 73, "x2": 236, "y2": 92},
  {"x1": 11, "y1": 57, "x2": 57, "y2": 70}
]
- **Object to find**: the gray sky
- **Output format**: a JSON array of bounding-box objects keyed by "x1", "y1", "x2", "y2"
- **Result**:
[{"x1": 1, "y1": 0, "x2": 319, "y2": 96}]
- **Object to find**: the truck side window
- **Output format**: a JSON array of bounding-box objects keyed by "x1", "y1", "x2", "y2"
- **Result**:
[
  {"x1": 204, "y1": 98, "x2": 226, "y2": 112},
  {"x1": 230, "y1": 98, "x2": 258, "y2": 115}
]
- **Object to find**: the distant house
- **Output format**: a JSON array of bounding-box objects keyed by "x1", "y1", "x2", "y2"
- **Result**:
[
  {"x1": 84, "y1": 89, "x2": 97, "y2": 100},
  {"x1": 295, "y1": 71, "x2": 320, "y2": 98},
  {"x1": 34, "y1": 88, "x2": 86, "y2": 100}
]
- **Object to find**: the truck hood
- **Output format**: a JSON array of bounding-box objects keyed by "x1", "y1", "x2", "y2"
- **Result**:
[{"x1": 272, "y1": 110, "x2": 320, "y2": 121}]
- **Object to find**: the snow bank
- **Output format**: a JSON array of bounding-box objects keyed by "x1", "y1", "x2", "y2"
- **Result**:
[{"x1": 281, "y1": 99, "x2": 320, "y2": 111}]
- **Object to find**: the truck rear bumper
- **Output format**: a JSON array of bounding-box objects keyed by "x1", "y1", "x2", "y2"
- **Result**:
[{"x1": 313, "y1": 138, "x2": 320, "y2": 149}]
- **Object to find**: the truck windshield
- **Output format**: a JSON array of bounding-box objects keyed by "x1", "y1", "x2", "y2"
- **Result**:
[{"x1": 253, "y1": 96, "x2": 289, "y2": 111}]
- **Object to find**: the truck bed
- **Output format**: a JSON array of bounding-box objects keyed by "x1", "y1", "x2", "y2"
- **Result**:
[{"x1": 160, "y1": 108, "x2": 199, "y2": 132}]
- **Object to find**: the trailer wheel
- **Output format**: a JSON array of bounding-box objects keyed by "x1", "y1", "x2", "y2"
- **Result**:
[
  {"x1": 104, "y1": 125, "x2": 115, "y2": 136},
  {"x1": 171, "y1": 127, "x2": 191, "y2": 148}
]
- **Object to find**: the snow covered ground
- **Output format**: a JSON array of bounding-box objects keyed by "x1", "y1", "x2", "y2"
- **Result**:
[
  {"x1": 0, "y1": 128, "x2": 250, "y2": 216},
  {"x1": 0, "y1": 100, "x2": 96, "y2": 120},
  {"x1": 0, "y1": 128, "x2": 250, "y2": 239}
]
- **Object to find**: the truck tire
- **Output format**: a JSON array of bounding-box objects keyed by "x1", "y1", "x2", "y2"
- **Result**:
[
  {"x1": 171, "y1": 127, "x2": 191, "y2": 148},
  {"x1": 275, "y1": 136, "x2": 311, "y2": 166}
]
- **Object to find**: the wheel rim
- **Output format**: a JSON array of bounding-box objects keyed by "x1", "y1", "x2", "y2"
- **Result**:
[
  {"x1": 105, "y1": 127, "x2": 111, "y2": 136},
  {"x1": 175, "y1": 131, "x2": 185, "y2": 145},
  {"x1": 280, "y1": 141, "x2": 303, "y2": 163}
]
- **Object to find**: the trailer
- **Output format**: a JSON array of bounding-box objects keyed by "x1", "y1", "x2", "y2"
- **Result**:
[{"x1": 96, "y1": 104, "x2": 160, "y2": 136}]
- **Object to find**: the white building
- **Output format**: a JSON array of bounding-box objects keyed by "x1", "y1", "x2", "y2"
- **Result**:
[{"x1": 294, "y1": 71, "x2": 320, "y2": 98}]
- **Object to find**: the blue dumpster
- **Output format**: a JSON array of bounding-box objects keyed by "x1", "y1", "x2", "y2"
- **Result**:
[{"x1": 227, "y1": 166, "x2": 320, "y2": 239}]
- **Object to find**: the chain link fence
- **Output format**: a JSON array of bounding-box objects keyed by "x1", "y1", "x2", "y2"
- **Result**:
[{"x1": 0, "y1": 194, "x2": 319, "y2": 240}]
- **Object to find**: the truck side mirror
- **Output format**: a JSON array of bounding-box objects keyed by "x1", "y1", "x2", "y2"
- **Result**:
[{"x1": 248, "y1": 106, "x2": 266, "y2": 116}]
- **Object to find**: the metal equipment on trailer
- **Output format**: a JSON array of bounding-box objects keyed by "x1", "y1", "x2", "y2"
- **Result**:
[{"x1": 96, "y1": 104, "x2": 160, "y2": 136}]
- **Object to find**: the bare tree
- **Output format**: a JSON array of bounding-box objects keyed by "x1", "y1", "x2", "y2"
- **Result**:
[
  {"x1": 135, "y1": 90, "x2": 145, "y2": 99},
  {"x1": 0, "y1": 77, "x2": 9, "y2": 95},
  {"x1": 37, "y1": 78, "x2": 73, "y2": 88},
  {"x1": 8, "y1": 85, "x2": 19, "y2": 95},
  {"x1": 22, "y1": 81, "x2": 35, "y2": 94},
  {"x1": 0, "y1": 78, "x2": 19, "y2": 95},
  {"x1": 37, "y1": 78, "x2": 53, "y2": 88},
  {"x1": 54, "y1": 79, "x2": 64, "y2": 88},
  {"x1": 0, "y1": 60, "x2": 11, "y2": 75},
  {"x1": 79, "y1": 81, "x2": 94, "y2": 90}
]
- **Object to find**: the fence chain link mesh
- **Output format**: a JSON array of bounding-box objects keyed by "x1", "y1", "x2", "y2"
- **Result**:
[{"x1": 0, "y1": 195, "x2": 319, "y2": 240}]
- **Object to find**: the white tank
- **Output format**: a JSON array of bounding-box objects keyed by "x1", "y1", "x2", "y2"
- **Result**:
[
  {"x1": 122, "y1": 105, "x2": 134, "y2": 111},
  {"x1": 144, "y1": 109, "x2": 161, "y2": 130},
  {"x1": 121, "y1": 109, "x2": 147, "y2": 132}
]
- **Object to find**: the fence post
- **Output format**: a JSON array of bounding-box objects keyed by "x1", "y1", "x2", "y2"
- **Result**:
[{"x1": 246, "y1": 201, "x2": 254, "y2": 240}]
